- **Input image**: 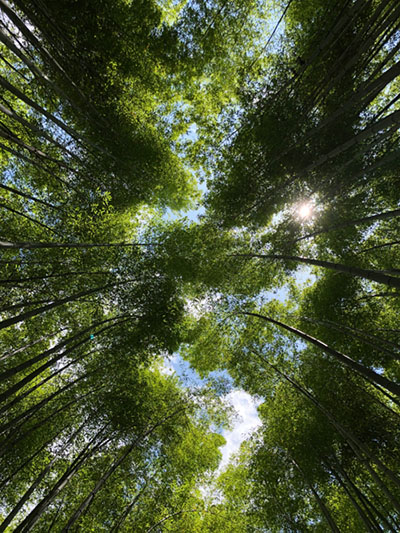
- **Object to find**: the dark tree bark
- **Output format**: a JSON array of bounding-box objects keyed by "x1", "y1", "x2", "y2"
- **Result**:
[
  {"x1": 243, "y1": 312, "x2": 400, "y2": 396},
  {"x1": 235, "y1": 253, "x2": 400, "y2": 289}
]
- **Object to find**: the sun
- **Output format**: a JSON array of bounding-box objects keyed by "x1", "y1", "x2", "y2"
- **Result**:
[{"x1": 298, "y1": 203, "x2": 312, "y2": 219}]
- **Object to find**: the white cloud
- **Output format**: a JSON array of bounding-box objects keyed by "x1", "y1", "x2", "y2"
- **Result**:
[
  {"x1": 159, "y1": 355, "x2": 262, "y2": 473},
  {"x1": 219, "y1": 390, "x2": 262, "y2": 470}
]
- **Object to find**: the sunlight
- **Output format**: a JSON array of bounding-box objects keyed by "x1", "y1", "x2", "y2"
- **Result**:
[{"x1": 298, "y1": 202, "x2": 313, "y2": 220}]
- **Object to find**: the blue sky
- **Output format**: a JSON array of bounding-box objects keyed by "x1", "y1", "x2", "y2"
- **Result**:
[
  {"x1": 161, "y1": 352, "x2": 262, "y2": 470},
  {"x1": 161, "y1": 263, "x2": 316, "y2": 470},
  {"x1": 156, "y1": 0, "x2": 312, "y2": 471}
]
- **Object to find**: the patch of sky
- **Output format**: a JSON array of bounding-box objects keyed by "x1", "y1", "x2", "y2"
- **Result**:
[
  {"x1": 254, "y1": 264, "x2": 316, "y2": 307},
  {"x1": 162, "y1": 351, "x2": 262, "y2": 472},
  {"x1": 162, "y1": 116, "x2": 210, "y2": 222},
  {"x1": 219, "y1": 389, "x2": 262, "y2": 471},
  {"x1": 156, "y1": 0, "x2": 309, "y2": 472},
  {"x1": 156, "y1": 1, "x2": 292, "y2": 224}
]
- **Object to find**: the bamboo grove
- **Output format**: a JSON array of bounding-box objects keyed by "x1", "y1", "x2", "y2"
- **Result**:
[{"x1": 0, "y1": 0, "x2": 399, "y2": 531}]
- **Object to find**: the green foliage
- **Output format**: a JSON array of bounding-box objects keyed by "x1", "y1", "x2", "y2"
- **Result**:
[{"x1": 1, "y1": 0, "x2": 400, "y2": 531}]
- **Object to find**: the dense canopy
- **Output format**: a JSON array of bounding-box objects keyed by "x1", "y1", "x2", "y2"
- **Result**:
[{"x1": 0, "y1": 0, "x2": 400, "y2": 531}]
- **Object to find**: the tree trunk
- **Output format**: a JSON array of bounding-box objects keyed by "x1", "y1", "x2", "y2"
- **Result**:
[
  {"x1": 235, "y1": 252, "x2": 400, "y2": 289},
  {"x1": 313, "y1": 0, "x2": 400, "y2": 109},
  {"x1": 0, "y1": 349, "x2": 96, "y2": 417},
  {"x1": 258, "y1": 355, "x2": 400, "y2": 513},
  {"x1": 0, "y1": 201, "x2": 60, "y2": 235},
  {"x1": 244, "y1": 312, "x2": 400, "y2": 396},
  {"x1": 330, "y1": 465, "x2": 380, "y2": 532},
  {"x1": 145, "y1": 510, "x2": 198, "y2": 533},
  {"x1": 0, "y1": 99, "x2": 80, "y2": 163},
  {"x1": 305, "y1": 58, "x2": 400, "y2": 151},
  {"x1": 294, "y1": 207, "x2": 400, "y2": 243},
  {"x1": 0, "y1": 314, "x2": 129, "y2": 383},
  {"x1": 110, "y1": 484, "x2": 147, "y2": 532},
  {"x1": 12, "y1": 427, "x2": 111, "y2": 532},
  {"x1": 0, "y1": 280, "x2": 132, "y2": 332},
  {"x1": 333, "y1": 461, "x2": 397, "y2": 532},
  {"x1": 0, "y1": 388, "x2": 101, "y2": 458},
  {"x1": 0, "y1": 73, "x2": 83, "y2": 143},
  {"x1": 0, "y1": 182, "x2": 56, "y2": 209},
  {"x1": 0, "y1": 139, "x2": 77, "y2": 190},
  {"x1": 0, "y1": 326, "x2": 66, "y2": 362},
  {"x1": 0, "y1": 424, "x2": 67, "y2": 492},
  {"x1": 361, "y1": 240, "x2": 400, "y2": 254},
  {"x1": 0, "y1": 270, "x2": 108, "y2": 287},
  {"x1": 0, "y1": 19, "x2": 105, "y2": 136},
  {"x1": 0, "y1": 319, "x2": 128, "y2": 404},
  {"x1": 0, "y1": 421, "x2": 86, "y2": 533},
  {"x1": 290, "y1": 456, "x2": 341, "y2": 533},
  {"x1": 300, "y1": 316, "x2": 400, "y2": 361},
  {"x1": 0, "y1": 240, "x2": 151, "y2": 249},
  {"x1": 0, "y1": 0, "x2": 109, "y2": 135},
  {"x1": 0, "y1": 373, "x2": 88, "y2": 435},
  {"x1": 305, "y1": 109, "x2": 400, "y2": 174},
  {"x1": 0, "y1": 122, "x2": 74, "y2": 171},
  {"x1": 61, "y1": 408, "x2": 186, "y2": 531}
]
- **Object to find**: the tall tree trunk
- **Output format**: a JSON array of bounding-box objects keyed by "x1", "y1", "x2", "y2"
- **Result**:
[
  {"x1": 0, "y1": 297, "x2": 56, "y2": 315},
  {"x1": 244, "y1": 312, "x2": 400, "y2": 396},
  {"x1": 46, "y1": 495, "x2": 66, "y2": 533},
  {"x1": 302, "y1": 57, "x2": 400, "y2": 152},
  {"x1": 0, "y1": 99, "x2": 81, "y2": 163},
  {"x1": 145, "y1": 510, "x2": 198, "y2": 533},
  {"x1": 299, "y1": 316, "x2": 400, "y2": 361},
  {"x1": 314, "y1": 1, "x2": 400, "y2": 108},
  {"x1": 289, "y1": 456, "x2": 341, "y2": 533},
  {"x1": 258, "y1": 355, "x2": 400, "y2": 513},
  {"x1": 333, "y1": 461, "x2": 397, "y2": 532},
  {"x1": 0, "y1": 424, "x2": 67, "y2": 492},
  {"x1": 12, "y1": 426, "x2": 111, "y2": 533},
  {"x1": 305, "y1": 108, "x2": 400, "y2": 173},
  {"x1": 61, "y1": 408, "x2": 186, "y2": 531},
  {"x1": 294, "y1": 207, "x2": 400, "y2": 243},
  {"x1": 0, "y1": 280, "x2": 134, "y2": 332},
  {"x1": 0, "y1": 240, "x2": 151, "y2": 249},
  {"x1": 361, "y1": 240, "x2": 400, "y2": 254},
  {"x1": 0, "y1": 326, "x2": 66, "y2": 362},
  {"x1": 0, "y1": 388, "x2": 101, "y2": 458},
  {"x1": 286, "y1": 0, "x2": 365, "y2": 98},
  {"x1": 235, "y1": 253, "x2": 400, "y2": 289},
  {"x1": 0, "y1": 122, "x2": 74, "y2": 171},
  {"x1": 0, "y1": 139, "x2": 77, "y2": 190},
  {"x1": 0, "y1": 201, "x2": 60, "y2": 235},
  {"x1": 0, "y1": 373, "x2": 88, "y2": 435},
  {"x1": 0, "y1": 270, "x2": 108, "y2": 287},
  {"x1": 329, "y1": 465, "x2": 381, "y2": 532},
  {"x1": 0, "y1": 349, "x2": 96, "y2": 417},
  {"x1": 0, "y1": 73, "x2": 83, "y2": 144},
  {"x1": 0, "y1": 314, "x2": 129, "y2": 383},
  {"x1": 110, "y1": 484, "x2": 147, "y2": 533},
  {"x1": 0, "y1": 421, "x2": 86, "y2": 533},
  {"x1": 0, "y1": 0, "x2": 109, "y2": 134},
  {"x1": 0, "y1": 182, "x2": 56, "y2": 209},
  {"x1": 0, "y1": 319, "x2": 128, "y2": 404},
  {"x1": 0, "y1": 21, "x2": 105, "y2": 135}
]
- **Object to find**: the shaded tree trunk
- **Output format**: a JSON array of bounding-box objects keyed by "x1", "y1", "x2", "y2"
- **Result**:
[
  {"x1": 294, "y1": 207, "x2": 400, "y2": 243},
  {"x1": 0, "y1": 421, "x2": 86, "y2": 533},
  {"x1": 243, "y1": 312, "x2": 400, "y2": 396},
  {"x1": 12, "y1": 425, "x2": 111, "y2": 533},
  {"x1": 62, "y1": 408, "x2": 186, "y2": 531},
  {"x1": 258, "y1": 355, "x2": 400, "y2": 513},
  {"x1": 235, "y1": 253, "x2": 400, "y2": 289}
]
